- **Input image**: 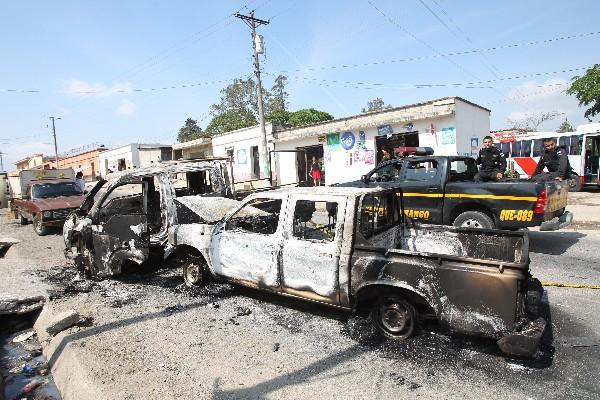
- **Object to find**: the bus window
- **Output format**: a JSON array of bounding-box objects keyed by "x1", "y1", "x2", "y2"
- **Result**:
[
  {"x1": 511, "y1": 141, "x2": 522, "y2": 157},
  {"x1": 532, "y1": 139, "x2": 543, "y2": 157},
  {"x1": 501, "y1": 142, "x2": 511, "y2": 156},
  {"x1": 521, "y1": 140, "x2": 532, "y2": 157},
  {"x1": 570, "y1": 134, "x2": 582, "y2": 155},
  {"x1": 559, "y1": 136, "x2": 570, "y2": 154}
]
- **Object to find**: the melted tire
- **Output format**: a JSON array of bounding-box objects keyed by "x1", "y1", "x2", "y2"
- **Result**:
[
  {"x1": 371, "y1": 296, "x2": 417, "y2": 340},
  {"x1": 182, "y1": 256, "x2": 206, "y2": 287}
]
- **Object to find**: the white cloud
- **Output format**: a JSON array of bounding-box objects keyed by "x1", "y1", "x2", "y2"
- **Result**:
[
  {"x1": 116, "y1": 99, "x2": 135, "y2": 116},
  {"x1": 499, "y1": 78, "x2": 588, "y2": 130},
  {"x1": 64, "y1": 79, "x2": 133, "y2": 98}
]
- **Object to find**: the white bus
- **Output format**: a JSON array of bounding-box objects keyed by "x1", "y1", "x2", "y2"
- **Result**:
[{"x1": 493, "y1": 123, "x2": 600, "y2": 191}]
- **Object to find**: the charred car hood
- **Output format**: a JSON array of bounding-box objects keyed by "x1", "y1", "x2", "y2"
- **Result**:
[
  {"x1": 174, "y1": 196, "x2": 242, "y2": 224},
  {"x1": 32, "y1": 195, "x2": 85, "y2": 211}
]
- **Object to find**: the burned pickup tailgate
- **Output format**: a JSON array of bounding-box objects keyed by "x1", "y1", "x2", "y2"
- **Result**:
[
  {"x1": 539, "y1": 180, "x2": 572, "y2": 231},
  {"x1": 351, "y1": 220, "x2": 546, "y2": 357}
]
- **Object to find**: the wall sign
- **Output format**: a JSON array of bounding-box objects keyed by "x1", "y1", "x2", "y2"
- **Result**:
[
  {"x1": 318, "y1": 135, "x2": 326, "y2": 143},
  {"x1": 377, "y1": 125, "x2": 393, "y2": 136},
  {"x1": 441, "y1": 127, "x2": 456, "y2": 145},
  {"x1": 237, "y1": 149, "x2": 247, "y2": 164},
  {"x1": 404, "y1": 122, "x2": 414, "y2": 131},
  {"x1": 326, "y1": 133, "x2": 340, "y2": 148},
  {"x1": 340, "y1": 132, "x2": 355, "y2": 150}
]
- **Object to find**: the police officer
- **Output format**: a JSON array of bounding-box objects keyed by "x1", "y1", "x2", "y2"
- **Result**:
[
  {"x1": 531, "y1": 137, "x2": 570, "y2": 182},
  {"x1": 474, "y1": 135, "x2": 506, "y2": 182}
]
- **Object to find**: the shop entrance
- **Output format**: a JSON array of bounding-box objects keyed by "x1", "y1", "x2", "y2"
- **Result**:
[
  {"x1": 296, "y1": 145, "x2": 324, "y2": 186},
  {"x1": 375, "y1": 131, "x2": 419, "y2": 163}
]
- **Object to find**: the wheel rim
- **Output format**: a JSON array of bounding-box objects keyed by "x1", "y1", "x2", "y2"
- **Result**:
[
  {"x1": 460, "y1": 218, "x2": 483, "y2": 228},
  {"x1": 379, "y1": 302, "x2": 412, "y2": 335},
  {"x1": 568, "y1": 178, "x2": 577, "y2": 188},
  {"x1": 184, "y1": 262, "x2": 201, "y2": 286}
]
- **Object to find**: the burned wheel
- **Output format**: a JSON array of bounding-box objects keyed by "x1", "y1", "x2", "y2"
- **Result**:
[
  {"x1": 453, "y1": 211, "x2": 494, "y2": 229},
  {"x1": 33, "y1": 216, "x2": 48, "y2": 236},
  {"x1": 182, "y1": 256, "x2": 206, "y2": 287},
  {"x1": 372, "y1": 296, "x2": 417, "y2": 340}
]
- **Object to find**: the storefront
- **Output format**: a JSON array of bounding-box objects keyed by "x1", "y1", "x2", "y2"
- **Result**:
[{"x1": 274, "y1": 97, "x2": 490, "y2": 186}]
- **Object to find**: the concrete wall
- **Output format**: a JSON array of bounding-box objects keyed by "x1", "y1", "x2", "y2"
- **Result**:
[
  {"x1": 211, "y1": 124, "x2": 275, "y2": 186},
  {"x1": 138, "y1": 148, "x2": 163, "y2": 168},
  {"x1": 99, "y1": 145, "x2": 137, "y2": 175},
  {"x1": 454, "y1": 99, "x2": 491, "y2": 157}
]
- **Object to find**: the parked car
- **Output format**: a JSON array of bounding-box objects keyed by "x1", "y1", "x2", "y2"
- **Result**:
[
  {"x1": 336, "y1": 155, "x2": 572, "y2": 231},
  {"x1": 9, "y1": 168, "x2": 84, "y2": 235},
  {"x1": 169, "y1": 186, "x2": 546, "y2": 357}
]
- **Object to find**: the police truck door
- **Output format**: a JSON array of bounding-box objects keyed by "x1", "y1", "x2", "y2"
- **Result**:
[{"x1": 400, "y1": 158, "x2": 443, "y2": 223}]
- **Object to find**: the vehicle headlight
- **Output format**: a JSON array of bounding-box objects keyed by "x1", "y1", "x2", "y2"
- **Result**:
[{"x1": 43, "y1": 211, "x2": 53, "y2": 219}]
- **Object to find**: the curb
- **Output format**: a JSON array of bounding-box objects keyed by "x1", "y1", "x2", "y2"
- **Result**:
[{"x1": 33, "y1": 303, "x2": 106, "y2": 400}]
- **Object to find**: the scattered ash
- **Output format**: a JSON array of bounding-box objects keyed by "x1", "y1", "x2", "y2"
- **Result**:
[{"x1": 34, "y1": 265, "x2": 95, "y2": 299}]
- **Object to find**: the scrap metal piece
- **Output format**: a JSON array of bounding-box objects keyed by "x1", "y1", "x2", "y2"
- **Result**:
[{"x1": 0, "y1": 295, "x2": 45, "y2": 315}]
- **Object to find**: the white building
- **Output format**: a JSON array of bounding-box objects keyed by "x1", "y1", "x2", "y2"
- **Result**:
[
  {"x1": 172, "y1": 137, "x2": 213, "y2": 160},
  {"x1": 210, "y1": 124, "x2": 276, "y2": 190},
  {"x1": 99, "y1": 143, "x2": 173, "y2": 176},
  {"x1": 274, "y1": 97, "x2": 490, "y2": 186}
]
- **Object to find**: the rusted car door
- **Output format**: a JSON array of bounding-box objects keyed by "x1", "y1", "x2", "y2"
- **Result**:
[
  {"x1": 89, "y1": 181, "x2": 150, "y2": 274},
  {"x1": 211, "y1": 197, "x2": 284, "y2": 288},
  {"x1": 280, "y1": 195, "x2": 346, "y2": 304}
]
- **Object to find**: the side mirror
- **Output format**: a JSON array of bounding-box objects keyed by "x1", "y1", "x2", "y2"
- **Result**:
[{"x1": 361, "y1": 175, "x2": 370, "y2": 184}]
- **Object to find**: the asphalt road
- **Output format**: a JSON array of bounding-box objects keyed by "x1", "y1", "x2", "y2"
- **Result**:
[{"x1": 1, "y1": 207, "x2": 599, "y2": 399}]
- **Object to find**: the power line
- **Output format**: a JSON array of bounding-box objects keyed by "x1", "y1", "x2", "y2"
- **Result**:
[
  {"x1": 266, "y1": 66, "x2": 586, "y2": 90},
  {"x1": 273, "y1": 30, "x2": 600, "y2": 74},
  {"x1": 1, "y1": 65, "x2": 586, "y2": 95}
]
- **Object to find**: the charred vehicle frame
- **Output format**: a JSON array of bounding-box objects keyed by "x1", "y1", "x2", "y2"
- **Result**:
[
  {"x1": 63, "y1": 159, "x2": 238, "y2": 277},
  {"x1": 169, "y1": 186, "x2": 546, "y2": 357}
]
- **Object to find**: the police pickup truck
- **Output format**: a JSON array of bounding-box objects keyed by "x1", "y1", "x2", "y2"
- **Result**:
[
  {"x1": 170, "y1": 186, "x2": 546, "y2": 356},
  {"x1": 338, "y1": 155, "x2": 572, "y2": 231}
]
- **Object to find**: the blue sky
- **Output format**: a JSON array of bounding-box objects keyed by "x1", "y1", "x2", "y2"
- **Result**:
[{"x1": 1, "y1": 0, "x2": 599, "y2": 168}]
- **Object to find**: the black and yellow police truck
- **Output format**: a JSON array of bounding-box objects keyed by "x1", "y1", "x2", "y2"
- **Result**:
[{"x1": 339, "y1": 155, "x2": 572, "y2": 231}]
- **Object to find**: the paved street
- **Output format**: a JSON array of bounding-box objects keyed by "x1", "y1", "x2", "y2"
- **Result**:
[{"x1": 1, "y1": 192, "x2": 599, "y2": 400}]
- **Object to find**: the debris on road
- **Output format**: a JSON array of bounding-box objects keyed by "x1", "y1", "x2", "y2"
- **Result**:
[
  {"x1": 0, "y1": 295, "x2": 45, "y2": 315},
  {"x1": 0, "y1": 237, "x2": 19, "y2": 258},
  {"x1": 12, "y1": 329, "x2": 35, "y2": 343},
  {"x1": 45, "y1": 309, "x2": 81, "y2": 336}
]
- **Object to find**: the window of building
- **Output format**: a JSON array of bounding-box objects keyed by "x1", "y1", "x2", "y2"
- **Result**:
[
  {"x1": 251, "y1": 146, "x2": 260, "y2": 179},
  {"x1": 292, "y1": 200, "x2": 338, "y2": 242}
]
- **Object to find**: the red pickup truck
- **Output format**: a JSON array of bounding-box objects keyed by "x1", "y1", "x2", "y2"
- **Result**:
[{"x1": 13, "y1": 181, "x2": 84, "y2": 235}]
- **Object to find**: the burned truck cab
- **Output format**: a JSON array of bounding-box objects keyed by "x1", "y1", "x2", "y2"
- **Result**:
[{"x1": 63, "y1": 160, "x2": 234, "y2": 278}]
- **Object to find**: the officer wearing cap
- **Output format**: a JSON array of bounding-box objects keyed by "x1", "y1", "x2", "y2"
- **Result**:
[
  {"x1": 474, "y1": 135, "x2": 506, "y2": 182},
  {"x1": 531, "y1": 137, "x2": 571, "y2": 182}
]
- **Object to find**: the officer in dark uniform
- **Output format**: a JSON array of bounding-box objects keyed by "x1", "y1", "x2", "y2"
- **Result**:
[
  {"x1": 474, "y1": 135, "x2": 506, "y2": 182},
  {"x1": 531, "y1": 137, "x2": 571, "y2": 182}
]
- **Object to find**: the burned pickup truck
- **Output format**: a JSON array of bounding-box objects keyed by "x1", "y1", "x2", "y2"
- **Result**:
[
  {"x1": 169, "y1": 186, "x2": 546, "y2": 356},
  {"x1": 63, "y1": 159, "x2": 240, "y2": 277}
]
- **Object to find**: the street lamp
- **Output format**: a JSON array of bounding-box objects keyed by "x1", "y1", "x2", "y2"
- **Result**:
[{"x1": 49, "y1": 117, "x2": 61, "y2": 168}]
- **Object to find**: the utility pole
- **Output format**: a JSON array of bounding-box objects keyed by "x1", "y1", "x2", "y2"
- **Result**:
[
  {"x1": 234, "y1": 11, "x2": 271, "y2": 186},
  {"x1": 49, "y1": 116, "x2": 61, "y2": 168}
]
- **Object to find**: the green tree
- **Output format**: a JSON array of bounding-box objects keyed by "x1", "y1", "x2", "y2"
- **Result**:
[
  {"x1": 557, "y1": 119, "x2": 575, "y2": 133},
  {"x1": 287, "y1": 108, "x2": 334, "y2": 127},
  {"x1": 266, "y1": 108, "x2": 291, "y2": 125},
  {"x1": 211, "y1": 78, "x2": 259, "y2": 118},
  {"x1": 265, "y1": 75, "x2": 289, "y2": 113},
  {"x1": 361, "y1": 97, "x2": 392, "y2": 113},
  {"x1": 205, "y1": 109, "x2": 257, "y2": 135},
  {"x1": 567, "y1": 64, "x2": 600, "y2": 121},
  {"x1": 177, "y1": 118, "x2": 205, "y2": 143}
]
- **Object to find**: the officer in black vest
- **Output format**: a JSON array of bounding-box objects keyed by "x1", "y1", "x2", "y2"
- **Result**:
[
  {"x1": 531, "y1": 137, "x2": 571, "y2": 182},
  {"x1": 475, "y1": 135, "x2": 506, "y2": 182}
]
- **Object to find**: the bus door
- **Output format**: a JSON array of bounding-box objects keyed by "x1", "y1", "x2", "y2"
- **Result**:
[{"x1": 584, "y1": 134, "x2": 600, "y2": 184}]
